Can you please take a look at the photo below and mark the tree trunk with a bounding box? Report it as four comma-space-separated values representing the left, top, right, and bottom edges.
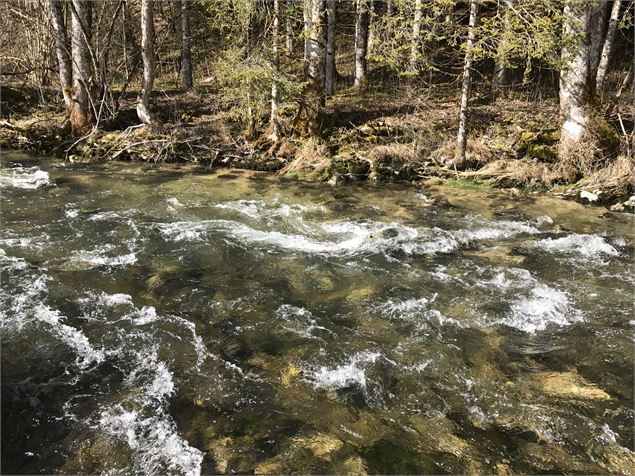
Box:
354, 0, 370, 89
48, 0, 73, 112
69, 0, 92, 136
409, 0, 423, 72
596, 0, 622, 96
303, 0, 312, 78
285, 0, 293, 51
299, 0, 325, 136
454, 0, 478, 169
559, 0, 605, 157
180, 0, 193, 90
491, 0, 514, 99
325, 0, 336, 97
137, 0, 155, 124
270, 0, 282, 141
387, 0, 394, 16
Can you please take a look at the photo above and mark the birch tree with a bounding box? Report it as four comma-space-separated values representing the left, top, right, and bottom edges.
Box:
270, 0, 282, 141
325, 0, 336, 97
559, 0, 606, 158
181, 0, 193, 90
137, 0, 155, 124
454, 0, 478, 169
409, 0, 423, 72
48, 0, 73, 112
298, 0, 325, 135
354, 0, 370, 89
596, 0, 623, 95
69, 0, 93, 136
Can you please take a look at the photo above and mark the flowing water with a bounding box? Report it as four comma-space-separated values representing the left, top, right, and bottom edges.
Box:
1, 151, 634, 475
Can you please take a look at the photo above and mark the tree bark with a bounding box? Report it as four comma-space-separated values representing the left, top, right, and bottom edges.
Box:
137, 0, 155, 124
270, 0, 282, 141
354, 0, 370, 89
48, 0, 73, 112
596, 0, 622, 95
180, 0, 193, 90
69, 0, 92, 136
409, 0, 423, 72
491, 0, 514, 99
303, 0, 312, 78
299, 0, 325, 136
454, 0, 478, 169
559, 0, 605, 157
325, 0, 336, 97
387, 0, 394, 16
285, 0, 293, 51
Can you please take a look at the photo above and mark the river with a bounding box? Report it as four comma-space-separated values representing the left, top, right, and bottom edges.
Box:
1, 151, 633, 474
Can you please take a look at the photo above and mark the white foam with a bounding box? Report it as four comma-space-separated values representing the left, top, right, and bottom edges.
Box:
502, 284, 582, 333
0, 167, 51, 189
532, 234, 620, 259
376, 296, 436, 319
306, 351, 381, 391
275, 304, 329, 338
34, 304, 105, 369
70, 245, 137, 268
133, 306, 159, 325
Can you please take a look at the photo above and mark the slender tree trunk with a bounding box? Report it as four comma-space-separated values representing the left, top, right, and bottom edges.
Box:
588, 2, 608, 95
69, 0, 92, 136
387, 0, 394, 16
180, 0, 193, 90
285, 0, 293, 51
354, 0, 370, 89
303, 0, 312, 78
492, 0, 514, 99
325, 0, 336, 97
409, 0, 423, 72
270, 0, 282, 141
559, 0, 605, 157
300, 0, 325, 136
137, 0, 155, 124
596, 0, 622, 95
48, 0, 73, 112
454, 0, 478, 169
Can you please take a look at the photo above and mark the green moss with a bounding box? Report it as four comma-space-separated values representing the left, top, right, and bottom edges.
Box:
445, 178, 491, 190
527, 143, 557, 162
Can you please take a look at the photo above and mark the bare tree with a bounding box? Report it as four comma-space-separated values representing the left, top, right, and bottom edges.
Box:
409, 0, 423, 72
48, 0, 73, 112
454, 0, 478, 169
354, 0, 370, 89
181, 0, 193, 90
137, 0, 155, 124
270, 0, 282, 142
298, 0, 325, 135
559, 0, 605, 157
325, 0, 336, 97
596, 0, 623, 96
69, 0, 92, 136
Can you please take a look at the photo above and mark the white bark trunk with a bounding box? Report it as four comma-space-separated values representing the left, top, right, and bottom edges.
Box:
559, 0, 603, 156
302, 0, 325, 135
303, 0, 312, 77
70, 0, 92, 135
596, 0, 622, 95
409, 0, 423, 72
325, 0, 336, 97
137, 0, 155, 125
48, 0, 73, 111
354, 0, 370, 89
270, 0, 282, 141
454, 0, 478, 168
181, 0, 193, 90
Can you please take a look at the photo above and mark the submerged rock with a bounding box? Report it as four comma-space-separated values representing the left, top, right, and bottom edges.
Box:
530, 371, 611, 401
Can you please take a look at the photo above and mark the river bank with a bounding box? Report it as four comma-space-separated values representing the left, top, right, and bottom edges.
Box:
2, 85, 634, 212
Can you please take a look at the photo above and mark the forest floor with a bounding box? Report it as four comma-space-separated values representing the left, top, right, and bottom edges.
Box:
1, 79, 634, 211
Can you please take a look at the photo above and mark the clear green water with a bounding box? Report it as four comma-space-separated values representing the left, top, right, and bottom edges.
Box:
1, 151, 634, 475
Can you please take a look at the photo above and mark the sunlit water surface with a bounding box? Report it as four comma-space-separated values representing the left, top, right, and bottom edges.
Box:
1, 151, 634, 475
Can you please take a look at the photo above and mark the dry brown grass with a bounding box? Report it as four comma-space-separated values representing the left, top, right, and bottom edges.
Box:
573, 154, 635, 197
279, 138, 331, 180
471, 158, 550, 188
